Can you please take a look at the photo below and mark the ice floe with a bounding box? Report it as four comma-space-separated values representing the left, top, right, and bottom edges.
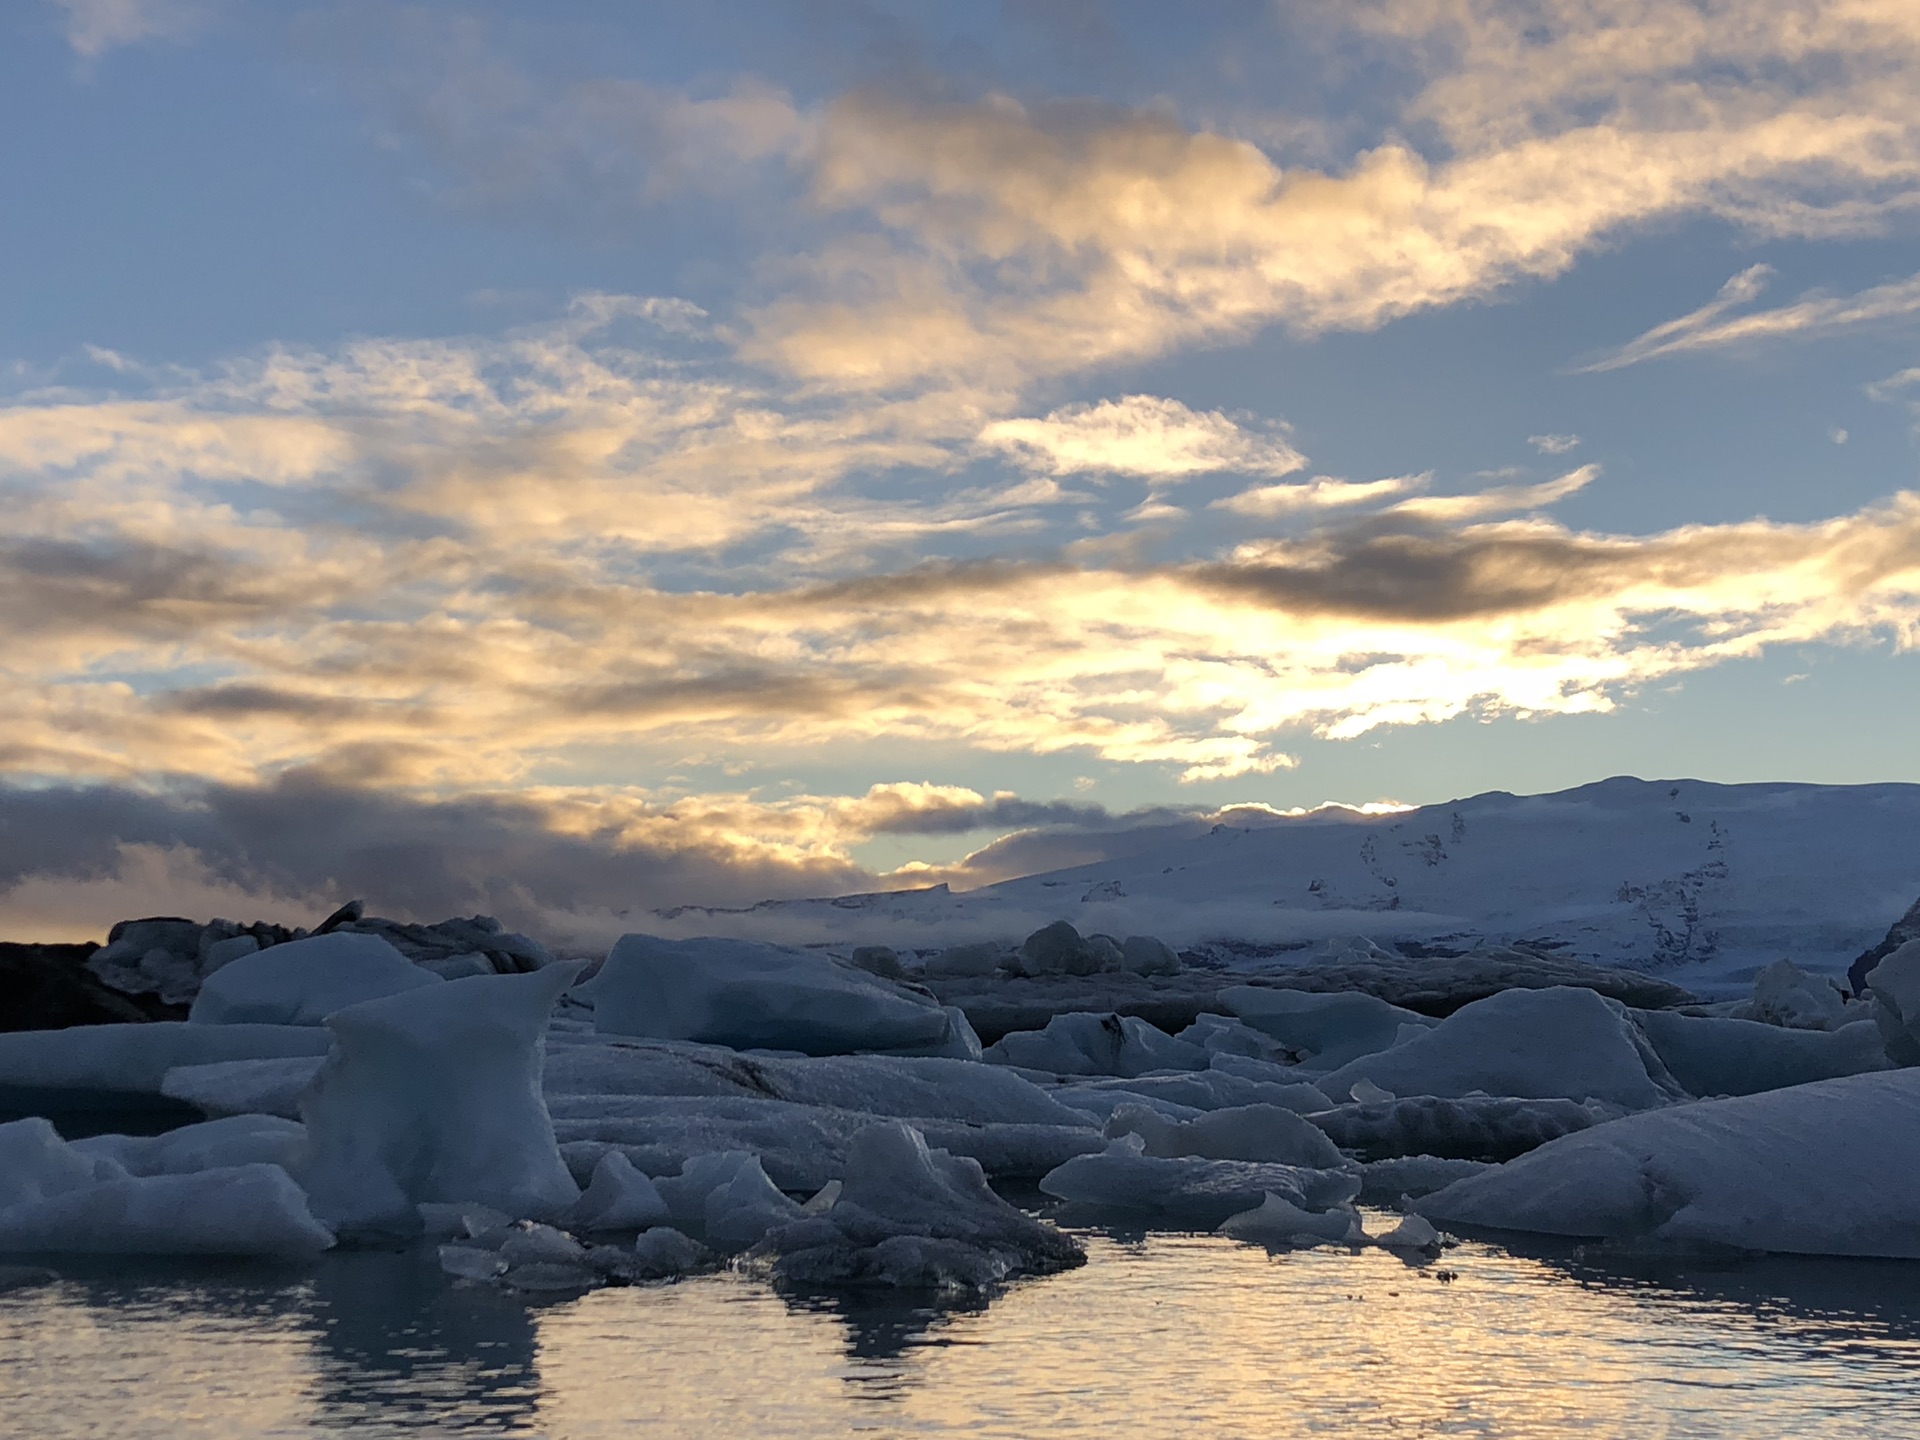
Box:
1316, 986, 1686, 1110
297, 963, 586, 1232
1039, 1133, 1361, 1227
983, 1011, 1207, 1076
580, 934, 950, 1055
0, 1117, 332, 1257
749, 1120, 1085, 1291
189, 932, 439, 1026
1420, 1069, 1920, 1257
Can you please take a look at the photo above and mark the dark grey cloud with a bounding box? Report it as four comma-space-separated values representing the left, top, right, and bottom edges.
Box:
0, 773, 867, 946
0, 537, 310, 639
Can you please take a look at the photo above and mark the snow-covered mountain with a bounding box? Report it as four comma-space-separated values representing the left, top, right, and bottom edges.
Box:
654, 778, 1920, 992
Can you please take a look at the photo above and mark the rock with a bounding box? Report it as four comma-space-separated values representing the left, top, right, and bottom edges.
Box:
1850, 895, 1920, 997
0, 942, 182, 1031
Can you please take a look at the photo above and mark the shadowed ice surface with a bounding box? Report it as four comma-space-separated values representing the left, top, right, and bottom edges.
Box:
4, 1224, 1920, 1437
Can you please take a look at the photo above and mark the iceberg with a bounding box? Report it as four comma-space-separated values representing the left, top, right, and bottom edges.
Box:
560, 1151, 670, 1231
983, 1012, 1208, 1076
1219, 986, 1436, 1070
1420, 1069, 1920, 1257
1217, 1192, 1364, 1247
579, 934, 950, 1055
1102, 1102, 1348, 1167
1039, 1133, 1360, 1228
1632, 1009, 1889, 1097
1316, 987, 1686, 1110
750, 1120, 1085, 1290
0, 1117, 332, 1257
1307, 1095, 1608, 1163
552, 1093, 1100, 1191
1867, 939, 1920, 1065
653, 1151, 805, 1251
189, 931, 440, 1026
0, 1022, 331, 1099
296, 963, 586, 1232
71, 1114, 305, 1177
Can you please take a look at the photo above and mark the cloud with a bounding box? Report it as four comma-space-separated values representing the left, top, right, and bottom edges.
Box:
979, 394, 1306, 479
1388, 465, 1599, 521
1529, 433, 1581, 454
1211, 475, 1421, 517
51, 0, 204, 57
1585, 264, 1920, 370
747, 10, 1920, 390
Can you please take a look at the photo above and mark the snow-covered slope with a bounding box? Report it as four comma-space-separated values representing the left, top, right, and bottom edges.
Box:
656, 779, 1920, 991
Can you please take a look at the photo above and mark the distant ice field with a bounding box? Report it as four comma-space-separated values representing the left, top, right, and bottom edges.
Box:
664, 778, 1920, 994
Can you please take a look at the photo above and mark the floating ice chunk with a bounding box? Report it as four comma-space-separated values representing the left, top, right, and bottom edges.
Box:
1348, 1078, 1394, 1104
0, 1118, 123, 1207
561, 1151, 670, 1231
920, 942, 1006, 979
0, 1023, 330, 1099
417, 1201, 511, 1239
544, 1041, 1089, 1126
631, 1225, 715, 1280
869, 1007, 984, 1061
1039, 1134, 1360, 1228
983, 1012, 1207, 1077
189, 932, 439, 1027
653, 1151, 804, 1251
581, 935, 949, 1056
0, 1159, 332, 1257
1309, 1095, 1607, 1163
71, 1114, 305, 1177
1121, 935, 1182, 976
0, 1117, 330, 1255
1054, 1068, 1329, 1116
1633, 1009, 1889, 1097
296, 963, 586, 1233
1867, 940, 1920, 1065
1738, 958, 1853, 1030
1219, 987, 1437, 1071
1373, 1214, 1444, 1252
750, 1120, 1084, 1290
438, 1242, 507, 1281
162, 1055, 325, 1119
1317, 987, 1684, 1111
1420, 1069, 1920, 1257
1217, 1192, 1365, 1247
1103, 1103, 1347, 1168
1175, 1014, 1296, 1064
1013, 921, 1108, 977
1359, 1155, 1492, 1203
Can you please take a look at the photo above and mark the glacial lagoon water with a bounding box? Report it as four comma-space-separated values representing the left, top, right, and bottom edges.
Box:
5, 1224, 1920, 1438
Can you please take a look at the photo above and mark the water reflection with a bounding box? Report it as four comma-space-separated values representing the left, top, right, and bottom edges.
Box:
7, 1232, 1920, 1437
305, 1248, 542, 1433
778, 1283, 989, 1365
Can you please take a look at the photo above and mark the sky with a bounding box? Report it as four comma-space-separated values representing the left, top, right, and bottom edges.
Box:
3, 0, 1919, 945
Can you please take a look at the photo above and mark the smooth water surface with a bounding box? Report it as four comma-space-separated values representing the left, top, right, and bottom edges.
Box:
5, 1227, 1920, 1438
